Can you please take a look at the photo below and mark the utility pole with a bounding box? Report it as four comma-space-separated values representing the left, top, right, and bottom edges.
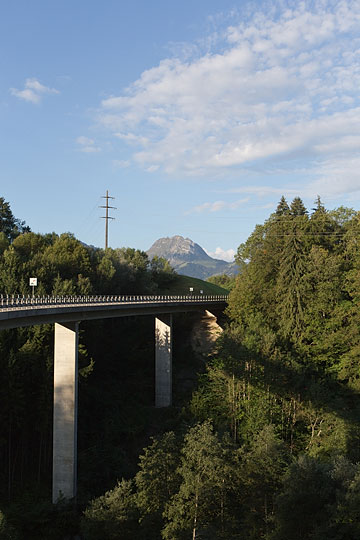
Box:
99, 190, 116, 249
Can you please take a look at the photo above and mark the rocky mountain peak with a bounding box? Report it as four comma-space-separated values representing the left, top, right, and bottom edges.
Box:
147, 235, 237, 279
147, 235, 211, 261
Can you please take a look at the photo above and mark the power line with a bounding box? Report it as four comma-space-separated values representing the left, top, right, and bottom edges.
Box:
99, 190, 116, 249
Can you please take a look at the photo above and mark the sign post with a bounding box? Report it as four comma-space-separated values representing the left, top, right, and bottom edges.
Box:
29, 277, 37, 297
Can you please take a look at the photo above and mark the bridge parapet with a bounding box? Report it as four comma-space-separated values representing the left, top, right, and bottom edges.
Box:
0, 293, 228, 309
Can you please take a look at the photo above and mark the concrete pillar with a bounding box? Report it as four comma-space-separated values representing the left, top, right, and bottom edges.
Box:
155, 314, 172, 407
52, 322, 79, 503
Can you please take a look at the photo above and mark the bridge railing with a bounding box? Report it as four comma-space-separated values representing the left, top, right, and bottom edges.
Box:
0, 294, 228, 309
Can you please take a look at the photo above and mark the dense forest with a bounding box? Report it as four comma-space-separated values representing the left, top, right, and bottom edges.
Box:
1, 195, 360, 539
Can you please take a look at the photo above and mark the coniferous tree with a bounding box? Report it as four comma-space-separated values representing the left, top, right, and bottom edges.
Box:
275, 196, 290, 215
0, 233, 9, 255
275, 224, 309, 343
308, 196, 340, 252
273, 456, 335, 540
135, 432, 180, 537
312, 195, 326, 215
81, 479, 139, 539
290, 197, 307, 216
239, 425, 289, 539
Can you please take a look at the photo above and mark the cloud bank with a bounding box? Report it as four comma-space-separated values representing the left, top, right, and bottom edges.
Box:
76, 136, 101, 153
206, 247, 236, 262
99, 0, 360, 198
187, 198, 249, 214
10, 78, 59, 104
97, 0, 360, 199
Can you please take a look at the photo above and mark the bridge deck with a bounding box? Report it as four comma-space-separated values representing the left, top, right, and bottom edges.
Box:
0, 295, 228, 329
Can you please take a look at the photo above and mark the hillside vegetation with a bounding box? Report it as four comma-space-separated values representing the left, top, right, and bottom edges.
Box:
2, 196, 360, 539
80, 196, 360, 540
158, 273, 228, 295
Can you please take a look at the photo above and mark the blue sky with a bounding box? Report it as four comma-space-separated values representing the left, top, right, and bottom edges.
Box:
1, 0, 360, 261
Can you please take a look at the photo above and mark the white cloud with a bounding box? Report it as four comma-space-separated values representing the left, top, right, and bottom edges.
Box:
226, 155, 360, 204
76, 136, 101, 153
76, 136, 94, 146
10, 78, 59, 103
112, 159, 130, 168
229, 186, 299, 197
309, 156, 360, 199
146, 165, 159, 172
205, 247, 236, 262
95, 0, 360, 199
187, 198, 249, 214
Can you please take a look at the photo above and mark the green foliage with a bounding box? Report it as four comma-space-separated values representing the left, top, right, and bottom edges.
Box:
290, 196, 308, 216
150, 255, 177, 289
0, 494, 81, 540
81, 479, 139, 540
273, 455, 335, 539
0, 233, 9, 255
0, 198, 29, 242
3, 194, 360, 539
207, 273, 236, 291
186, 197, 360, 536
135, 432, 180, 536
0, 509, 19, 539
275, 196, 290, 215
239, 426, 289, 539
335, 466, 360, 538
275, 230, 309, 342
0, 226, 181, 298
162, 421, 236, 540
271, 456, 360, 540
159, 273, 228, 295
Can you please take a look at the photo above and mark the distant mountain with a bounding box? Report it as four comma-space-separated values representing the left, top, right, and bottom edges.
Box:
147, 235, 237, 280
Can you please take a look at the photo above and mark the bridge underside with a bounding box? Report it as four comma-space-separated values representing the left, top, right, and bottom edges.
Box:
0, 298, 226, 503
0, 300, 226, 330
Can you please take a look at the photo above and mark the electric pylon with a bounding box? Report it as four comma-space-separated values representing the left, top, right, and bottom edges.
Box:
99, 190, 116, 249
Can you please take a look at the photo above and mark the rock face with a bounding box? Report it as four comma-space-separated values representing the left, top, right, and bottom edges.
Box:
191, 310, 224, 356
147, 235, 237, 279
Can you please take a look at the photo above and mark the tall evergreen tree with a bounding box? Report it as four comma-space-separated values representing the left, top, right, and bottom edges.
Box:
309, 195, 339, 251
290, 197, 307, 216
275, 227, 309, 342
312, 195, 326, 215
275, 196, 290, 216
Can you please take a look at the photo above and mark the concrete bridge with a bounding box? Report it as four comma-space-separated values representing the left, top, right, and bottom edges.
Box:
0, 294, 227, 502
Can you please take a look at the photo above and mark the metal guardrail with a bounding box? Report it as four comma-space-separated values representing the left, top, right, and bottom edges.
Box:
0, 294, 228, 310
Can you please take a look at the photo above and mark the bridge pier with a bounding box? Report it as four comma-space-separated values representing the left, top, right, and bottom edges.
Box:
0, 295, 227, 504
155, 314, 173, 407
52, 322, 79, 503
